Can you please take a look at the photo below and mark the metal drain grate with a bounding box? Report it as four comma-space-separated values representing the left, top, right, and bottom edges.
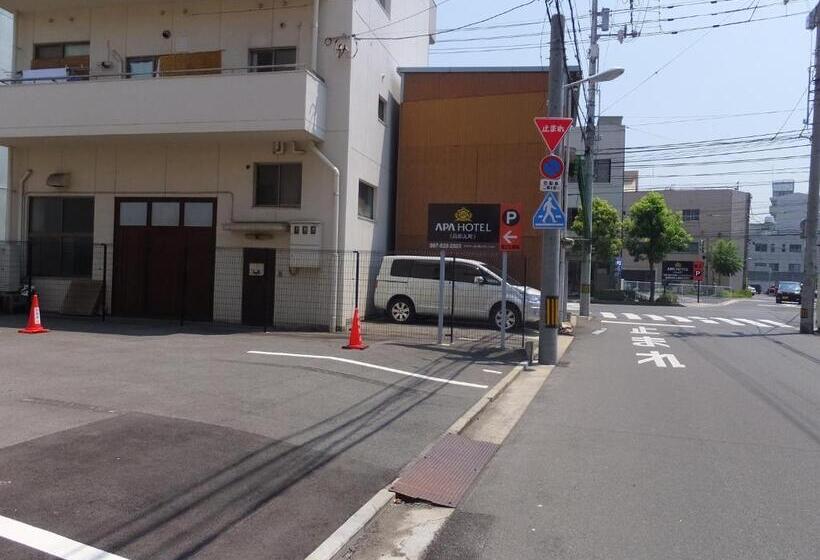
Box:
390, 433, 499, 507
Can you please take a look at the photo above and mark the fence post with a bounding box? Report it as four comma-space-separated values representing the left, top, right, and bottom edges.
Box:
437, 250, 445, 345
522, 256, 527, 348
179, 245, 188, 327
26, 238, 33, 305
102, 244, 107, 322
500, 251, 508, 350
450, 255, 455, 344
354, 250, 360, 310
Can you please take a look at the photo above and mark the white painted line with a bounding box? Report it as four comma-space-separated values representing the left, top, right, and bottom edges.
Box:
665, 315, 693, 323
711, 317, 745, 326
592, 328, 608, 336
757, 319, 799, 329
247, 352, 490, 390
734, 318, 771, 328
623, 313, 643, 320
601, 320, 696, 329
688, 316, 719, 324
482, 369, 504, 375
646, 314, 667, 321
600, 311, 617, 319
0, 515, 129, 560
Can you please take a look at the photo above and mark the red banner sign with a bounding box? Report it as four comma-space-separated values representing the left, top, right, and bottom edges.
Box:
499, 203, 522, 252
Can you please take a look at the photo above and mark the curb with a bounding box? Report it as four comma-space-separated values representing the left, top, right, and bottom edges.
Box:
303, 361, 530, 560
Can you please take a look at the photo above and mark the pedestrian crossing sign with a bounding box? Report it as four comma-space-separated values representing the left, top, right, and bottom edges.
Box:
532, 192, 566, 230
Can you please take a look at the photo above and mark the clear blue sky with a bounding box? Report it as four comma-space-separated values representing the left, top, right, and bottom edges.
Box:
426, 0, 813, 222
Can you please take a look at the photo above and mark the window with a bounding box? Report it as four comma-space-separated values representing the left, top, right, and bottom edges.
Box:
410, 261, 439, 280
390, 259, 412, 278
769, 263, 779, 272
754, 243, 768, 252
29, 197, 94, 277
781, 244, 786, 252
249, 47, 297, 72
682, 209, 700, 222
378, 96, 387, 124
770, 244, 775, 253
255, 163, 302, 207
593, 159, 611, 183
568, 160, 579, 183
127, 57, 157, 79
447, 264, 482, 284
358, 181, 375, 220
119, 202, 148, 226
789, 263, 801, 272
567, 207, 579, 225
184, 202, 214, 227
151, 202, 180, 227
685, 241, 700, 253
754, 262, 768, 268
35, 42, 89, 60
789, 244, 802, 253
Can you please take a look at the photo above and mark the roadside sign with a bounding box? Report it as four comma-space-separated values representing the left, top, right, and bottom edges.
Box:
539, 178, 560, 192
663, 261, 694, 282
615, 256, 623, 279
428, 203, 500, 249
532, 192, 566, 230
533, 117, 573, 153
499, 203, 522, 252
693, 260, 705, 282
540, 154, 564, 179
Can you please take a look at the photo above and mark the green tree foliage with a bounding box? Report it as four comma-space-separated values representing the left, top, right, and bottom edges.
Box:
623, 192, 692, 301
571, 197, 623, 266
708, 239, 743, 281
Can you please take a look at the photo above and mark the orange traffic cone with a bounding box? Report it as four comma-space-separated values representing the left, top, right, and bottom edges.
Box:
343, 308, 368, 350
19, 294, 49, 335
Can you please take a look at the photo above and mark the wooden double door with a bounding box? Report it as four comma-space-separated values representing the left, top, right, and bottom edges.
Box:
113, 198, 216, 321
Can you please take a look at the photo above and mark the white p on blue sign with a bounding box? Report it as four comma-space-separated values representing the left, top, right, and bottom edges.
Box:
532, 192, 566, 230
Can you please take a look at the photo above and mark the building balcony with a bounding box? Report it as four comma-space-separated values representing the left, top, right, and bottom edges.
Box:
0, 67, 327, 144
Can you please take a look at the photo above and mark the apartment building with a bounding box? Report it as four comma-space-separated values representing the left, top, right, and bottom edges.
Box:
621, 188, 751, 291
0, 0, 434, 328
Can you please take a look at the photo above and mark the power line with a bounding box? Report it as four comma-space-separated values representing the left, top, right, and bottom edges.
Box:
354, 0, 456, 36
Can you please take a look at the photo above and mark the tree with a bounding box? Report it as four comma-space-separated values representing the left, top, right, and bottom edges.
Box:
571, 196, 623, 269
624, 192, 693, 301
708, 239, 743, 284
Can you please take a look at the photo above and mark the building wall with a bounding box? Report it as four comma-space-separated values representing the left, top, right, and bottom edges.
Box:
0, 9, 11, 240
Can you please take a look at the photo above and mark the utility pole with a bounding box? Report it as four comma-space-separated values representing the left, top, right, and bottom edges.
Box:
540, 13, 566, 365
579, 0, 600, 317
802, 4, 820, 333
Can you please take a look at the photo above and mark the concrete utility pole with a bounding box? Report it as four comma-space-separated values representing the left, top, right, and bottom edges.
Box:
540, 13, 566, 365
802, 4, 820, 333
579, 0, 600, 317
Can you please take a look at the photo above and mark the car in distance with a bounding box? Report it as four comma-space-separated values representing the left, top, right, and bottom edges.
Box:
746, 285, 758, 295
775, 281, 801, 304
373, 256, 540, 330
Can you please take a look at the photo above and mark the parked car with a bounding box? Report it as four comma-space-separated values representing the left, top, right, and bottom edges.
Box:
775, 281, 802, 304
373, 256, 541, 330
746, 285, 758, 295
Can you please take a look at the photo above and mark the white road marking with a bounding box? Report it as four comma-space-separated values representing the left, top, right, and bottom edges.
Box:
482, 369, 504, 375
600, 311, 617, 319
601, 320, 696, 329
646, 314, 667, 321
0, 515, 129, 560
711, 317, 745, 326
623, 313, 643, 320
757, 319, 799, 329
734, 318, 771, 328
688, 316, 719, 324
665, 316, 693, 323
247, 352, 489, 389
592, 328, 608, 336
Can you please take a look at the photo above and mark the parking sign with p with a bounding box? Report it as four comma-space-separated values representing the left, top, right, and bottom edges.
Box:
499, 203, 522, 252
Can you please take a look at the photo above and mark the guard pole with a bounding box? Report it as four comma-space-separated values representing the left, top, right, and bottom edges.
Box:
539, 14, 566, 365
501, 251, 508, 350
437, 250, 445, 344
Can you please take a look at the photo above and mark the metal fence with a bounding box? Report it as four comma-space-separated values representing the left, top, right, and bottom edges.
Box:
0, 241, 536, 350
623, 280, 733, 303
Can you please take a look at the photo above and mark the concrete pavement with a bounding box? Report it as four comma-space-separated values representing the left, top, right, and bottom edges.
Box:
422, 301, 819, 560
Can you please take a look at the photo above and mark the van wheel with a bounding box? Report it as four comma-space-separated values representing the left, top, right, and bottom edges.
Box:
387, 296, 415, 324
491, 303, 521, 331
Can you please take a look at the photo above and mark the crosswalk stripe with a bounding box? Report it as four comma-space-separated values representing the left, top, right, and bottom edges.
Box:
600, 312, 617, 319
623, 313, 642, 320
689, 316, 719, 324
757, 319, 798, 329
646, 314, 666, 321
665, 315, 693, 323
734, 318, 770, 328
711, 317, 745, 326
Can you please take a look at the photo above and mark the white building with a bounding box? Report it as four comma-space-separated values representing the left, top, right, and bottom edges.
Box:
0, 0, 434, 328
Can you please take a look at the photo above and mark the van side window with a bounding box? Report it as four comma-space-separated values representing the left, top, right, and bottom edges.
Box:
390, 259, 412, 277
447, 264, 480, 283
410, 261, 440, 280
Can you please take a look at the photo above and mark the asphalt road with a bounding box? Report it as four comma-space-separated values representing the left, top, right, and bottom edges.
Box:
424, 297, 820, 560
0, 316, 523, 560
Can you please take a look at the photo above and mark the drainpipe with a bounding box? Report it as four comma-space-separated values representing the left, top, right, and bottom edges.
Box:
308, 142, 341, 332
17, 169, 33, 241
311, 0, 320, 73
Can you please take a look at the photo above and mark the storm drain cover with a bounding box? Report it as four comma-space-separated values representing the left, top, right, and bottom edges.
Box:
389, 433, 499, 507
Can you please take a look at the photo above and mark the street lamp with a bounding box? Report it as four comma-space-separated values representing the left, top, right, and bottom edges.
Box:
564, 67, 625, 89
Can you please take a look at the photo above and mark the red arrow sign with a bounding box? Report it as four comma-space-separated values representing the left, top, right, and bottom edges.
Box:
534, 117, 573, 152
499, 203, 522, 252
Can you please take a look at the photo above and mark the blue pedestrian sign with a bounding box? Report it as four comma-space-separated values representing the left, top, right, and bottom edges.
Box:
532, 192, 566, 230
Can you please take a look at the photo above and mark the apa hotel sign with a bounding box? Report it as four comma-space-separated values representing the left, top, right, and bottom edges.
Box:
427, 204, 500, 249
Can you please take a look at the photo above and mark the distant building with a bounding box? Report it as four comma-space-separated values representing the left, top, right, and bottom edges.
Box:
0, 9, 10, 240
621, 188, 751, 291
623, 170, 639, 192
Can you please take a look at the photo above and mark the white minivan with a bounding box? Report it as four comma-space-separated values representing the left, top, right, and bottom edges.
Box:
373, 256, 540, 330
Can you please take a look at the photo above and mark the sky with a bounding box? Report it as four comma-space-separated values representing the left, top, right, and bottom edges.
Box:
426, 0, 814, 222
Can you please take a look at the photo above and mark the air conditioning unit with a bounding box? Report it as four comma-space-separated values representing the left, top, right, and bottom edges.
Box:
289, 222, 322, 268
46, 173, 70, 188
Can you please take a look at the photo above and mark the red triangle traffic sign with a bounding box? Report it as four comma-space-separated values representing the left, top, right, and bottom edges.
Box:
534, 117, 573, 152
